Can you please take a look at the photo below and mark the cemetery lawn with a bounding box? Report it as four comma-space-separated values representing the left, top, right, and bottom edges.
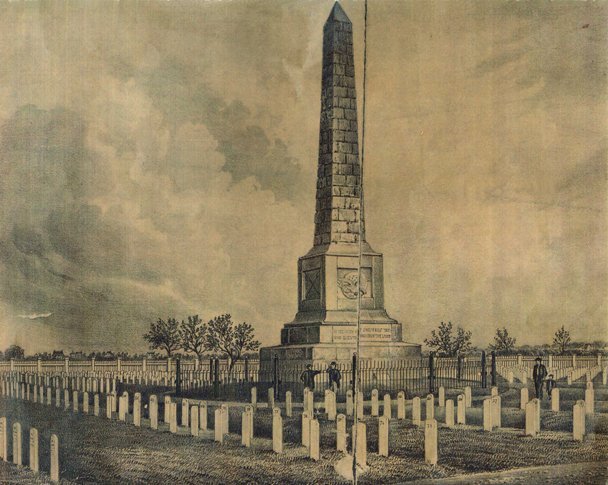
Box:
1, 397, 607, 484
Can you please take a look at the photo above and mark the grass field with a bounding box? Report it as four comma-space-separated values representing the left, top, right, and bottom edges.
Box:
1, 387, 607, 484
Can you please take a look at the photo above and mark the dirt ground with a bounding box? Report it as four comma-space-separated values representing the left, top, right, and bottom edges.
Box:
1, 389, 607, 484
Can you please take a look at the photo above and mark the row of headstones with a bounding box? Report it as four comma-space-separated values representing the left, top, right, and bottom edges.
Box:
2, 368, 245, 391
295, 385, 475, 420
0, 417, 60, 482
518, 382, 596, 414
565, 366, 604, 385
500, 365, 606, 386
1, 372, 173, 394
2, 370, 172, 384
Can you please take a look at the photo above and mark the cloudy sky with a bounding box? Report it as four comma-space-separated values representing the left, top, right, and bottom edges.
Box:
0, 0, 605, 353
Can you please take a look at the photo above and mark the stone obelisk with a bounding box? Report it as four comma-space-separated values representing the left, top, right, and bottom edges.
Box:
261, 2, 420, 364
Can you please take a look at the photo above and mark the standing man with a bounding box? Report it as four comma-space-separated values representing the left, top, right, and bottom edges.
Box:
300, 364, 321, 390
532, 357, 547, 399
327, 361, 341, 391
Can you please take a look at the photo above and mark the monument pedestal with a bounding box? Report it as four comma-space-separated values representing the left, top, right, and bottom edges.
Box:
260, 341, 421, 365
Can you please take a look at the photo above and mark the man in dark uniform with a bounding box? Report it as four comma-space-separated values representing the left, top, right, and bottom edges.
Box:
300, 364, 321, 390
327, 361, 341, 390
532, 357, 548, 399
545, 374, 557, 398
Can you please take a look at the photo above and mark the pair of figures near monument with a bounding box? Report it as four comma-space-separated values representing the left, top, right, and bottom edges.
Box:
300, 362, 341, 390
533, 357, 557, 399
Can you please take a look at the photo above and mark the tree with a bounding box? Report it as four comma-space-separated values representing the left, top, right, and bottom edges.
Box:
4, 345, 25, 360
489, 327, 517, 354
179, 315, 207, 359
144, 318, 181, 357
203, 314, 260, 375
424, 321, 472, 357
553, 325, 572, 354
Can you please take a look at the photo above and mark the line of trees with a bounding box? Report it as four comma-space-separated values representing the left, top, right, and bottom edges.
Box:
143, 314, 260, 375
424, 321, 588, 356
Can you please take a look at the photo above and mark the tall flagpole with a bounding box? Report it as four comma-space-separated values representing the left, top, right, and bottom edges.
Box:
353, 0, 368, 482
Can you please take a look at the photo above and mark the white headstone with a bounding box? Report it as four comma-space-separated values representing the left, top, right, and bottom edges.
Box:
302, 411, 311, 447
491, 396, 501, 428
241, 408, 251, 447
464, 386, 472, 408
190, 406, 199, 437
214, 408, 224, 443
426, 394, 434, 420
551, 388, 559, 412
383, 394, 392, 420
397, 391, 406, 420
336, 414, 346, 452
378, 416, 389, 457
572, 400, 585, 441
483, 398, 493, 432
272, 407, 283, 453
352, 421, 367, 467
424, 419, 438, 465
182, 399, 190, 427
286, 391, 293, 417
412, 396, 421, 426
309, 419, 320, 461
29, 428, 39, 472
0, 417, 6, 461
445, 399, 455, 427
346, 390, 354, 416
525, 399, 537, 436
584, 388, 594, 415
456, 394, 466, 425
12, 422, 22, 466
520, 388, 529, 410
50, 434, 59, 482
371, 389, 379, 416
169, 402, 178, 433
149, 395, 158, 430
199, 402, 208, 431
438, 387, 445, 407
133, 393, 142, 427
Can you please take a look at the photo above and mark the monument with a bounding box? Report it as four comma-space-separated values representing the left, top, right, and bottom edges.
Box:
261, 2, 421, 364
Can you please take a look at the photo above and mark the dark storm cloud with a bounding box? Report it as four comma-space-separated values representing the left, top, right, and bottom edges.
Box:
139, 59, 303, 200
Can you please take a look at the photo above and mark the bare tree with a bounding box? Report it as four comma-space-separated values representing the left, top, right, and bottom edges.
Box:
144, 318, 181, 357
204, 314, 260, 376
489, 327, 517, 354
179, 315, 207, 359
553, 325, 572, 355
424, 321, 473, 357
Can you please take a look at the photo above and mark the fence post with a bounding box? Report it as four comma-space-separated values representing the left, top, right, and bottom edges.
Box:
273, 354, 280, 401
10, 359, 15, 371
37, 359, 42, 374
64, 357, 69, 373
351, 353, 357, 391
244, 357, 249, 382
481, 351, 487, 388
491, 351, 497, 387
175, 358, 181, 396
214, 358, 220, 397
428, 352, 435, 394
457, 355, 462, 380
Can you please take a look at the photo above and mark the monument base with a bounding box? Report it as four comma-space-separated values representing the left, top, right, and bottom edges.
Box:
260, 341, 421, 366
